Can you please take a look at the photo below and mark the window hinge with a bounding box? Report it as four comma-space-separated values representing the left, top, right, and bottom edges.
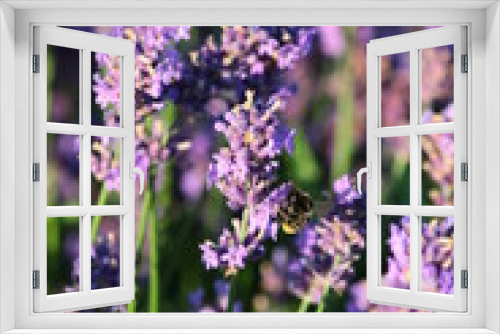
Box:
33, 54, 40, 73
461, 54, 468, 73
461, 162, 468, 181
461, 270, 468, 289
33, 163, 40, 182
33, 270, 40, 289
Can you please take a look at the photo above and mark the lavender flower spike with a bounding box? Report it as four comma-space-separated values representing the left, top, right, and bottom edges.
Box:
200, 91, 296, 276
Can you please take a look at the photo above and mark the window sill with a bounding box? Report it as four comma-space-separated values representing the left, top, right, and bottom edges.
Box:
4, 330, 498, 334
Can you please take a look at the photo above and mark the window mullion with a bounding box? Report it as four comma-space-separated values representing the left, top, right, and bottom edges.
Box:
82, 48, 92, 294
77, 47, 85, 294
409, 48, 420, 294
82, 214, 91, 293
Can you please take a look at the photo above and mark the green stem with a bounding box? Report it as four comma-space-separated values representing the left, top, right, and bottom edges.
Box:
227, 275, 236, 312
91, 186, 108, 242
127, 189, 151, 313
148, 168, 159, 312
136, 189, 151, 251
229, 208, 248, 311
127, 297, 136, 313
316, 278, 331, 313
331, 27, 356, 182
317, 254, 340, 312
239, 208, 248, 242
298, 293, 311, 312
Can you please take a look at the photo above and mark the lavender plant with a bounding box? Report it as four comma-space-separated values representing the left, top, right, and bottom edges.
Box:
347, 216, 454, 312
197, 27, 318, 279
200, 91, 295, 276
288, 176, 365, 310
93, 26, 192, 180
164, 26, 317, 114
56, 25, 457, 313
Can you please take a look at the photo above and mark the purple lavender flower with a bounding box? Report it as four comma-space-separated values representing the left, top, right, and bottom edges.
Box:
200, 91, 295, 276
165, 26, 317, 115
187, 279, 242, 312
207, 92, 295, 209
91, 27, 191, 188
347, 216, 454, 312
91, 136, 121, 193
421, 217, 454, 294
288, 176, 365, 304
422, 106, 454, 206
221, 244, 248, 269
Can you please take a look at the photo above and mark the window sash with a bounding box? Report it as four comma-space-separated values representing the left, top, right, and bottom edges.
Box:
366, 26, 468, 312
32, 26, 136, 313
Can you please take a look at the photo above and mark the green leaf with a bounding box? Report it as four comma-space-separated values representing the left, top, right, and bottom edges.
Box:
291, 128, 321, 184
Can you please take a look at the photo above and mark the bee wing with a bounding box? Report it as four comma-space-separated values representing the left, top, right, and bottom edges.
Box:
315, 199, 331, 218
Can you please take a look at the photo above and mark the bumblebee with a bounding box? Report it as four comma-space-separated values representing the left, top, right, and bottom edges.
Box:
277, 186, 314, 234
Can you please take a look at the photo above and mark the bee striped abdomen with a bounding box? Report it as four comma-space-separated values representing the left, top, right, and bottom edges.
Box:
278, 186, 313, 234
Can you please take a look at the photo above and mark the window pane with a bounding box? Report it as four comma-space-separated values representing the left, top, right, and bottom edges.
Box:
380, 52, 410, 127
421, 45, 454, 124
47, 133, 80, 206
421, 217, 454, 295
91, 215, 121, 290
47, 217, 80, 295
47, 45, 80, 124
91, 136, 121, 205
92, 52, 121, 127
380, 215, 410, 290
421, 133, 454, 206
381, 136, 410, 205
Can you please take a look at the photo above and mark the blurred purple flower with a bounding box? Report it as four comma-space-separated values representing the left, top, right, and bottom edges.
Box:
181, 132, 211, 201
187, 279, 241, 312
319, 26, 345, 57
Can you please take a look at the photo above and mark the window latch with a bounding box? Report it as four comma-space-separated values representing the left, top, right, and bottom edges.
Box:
357, 162, 372, 195
129, 162, 144, 195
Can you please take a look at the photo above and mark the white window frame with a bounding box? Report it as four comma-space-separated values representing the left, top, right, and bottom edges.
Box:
32, 26, 136, 312
0, 1, 499, 333
365, 26, 467, 312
